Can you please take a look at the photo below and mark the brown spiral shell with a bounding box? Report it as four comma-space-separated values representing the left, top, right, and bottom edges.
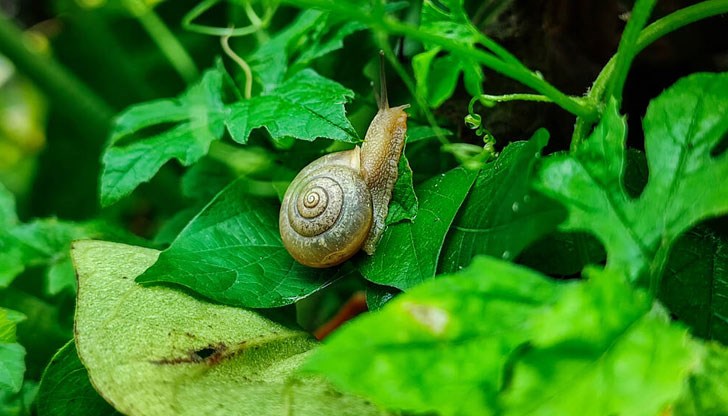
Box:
279, 149, 373, 268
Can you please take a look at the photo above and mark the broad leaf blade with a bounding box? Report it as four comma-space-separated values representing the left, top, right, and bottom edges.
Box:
440, 130, 565, 272
307, 257, 702, 416
659, 228, 728, 344
72, 240, 384, 416
101, 67, 226, 206
308, 257, 563, 415
385, 155, 418, 225
37, 341, 119, 416
137, 179, 339, 308
226, 69, 357, 144
535, 72, 728, 283
358, 166, 478, 290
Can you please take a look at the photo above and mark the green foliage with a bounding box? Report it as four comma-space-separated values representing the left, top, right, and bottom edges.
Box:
413, 0, 484, 107
660, 228, 728, 344
536, 73, 728, 287
136, 179, 340, 308
37, 341, 119, 416
72, 240, 385, 416
306, 257, 701, 416
0, 307, 30, 414
358, 166, 478, 290
226, 69, 357, 145
101, 66, 226, 206
439, 130, 565, 272
3, 0, 728, 414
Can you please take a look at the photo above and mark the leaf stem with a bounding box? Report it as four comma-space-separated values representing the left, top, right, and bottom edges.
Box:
573, 0, 728, 146
476, 93, 555, 105
278, 0, 598, 120
605, 0, 657, 105
124, 0, 199, 84
182, 0, 276, 37
220, 33, 253, 99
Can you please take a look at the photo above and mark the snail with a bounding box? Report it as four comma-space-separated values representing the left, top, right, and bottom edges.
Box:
279, 54, 409, 268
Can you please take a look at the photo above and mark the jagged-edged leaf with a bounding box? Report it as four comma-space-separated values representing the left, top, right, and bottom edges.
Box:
101, 67, 226, 206
137, 179, 339, 308
535, 73, 728, 283
72, 240, 385, 416
0, 308, 26, 395
226, 69, 357, 144
358, 167, 478, 290
306, 257, 701, 416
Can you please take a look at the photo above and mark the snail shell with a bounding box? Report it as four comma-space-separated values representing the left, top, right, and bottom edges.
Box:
279, 148, 373, 268
279, 53, 408, 268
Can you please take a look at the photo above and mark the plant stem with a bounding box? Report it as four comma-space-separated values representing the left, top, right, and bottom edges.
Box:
573, 0, 728, 146
279, 0, 598, 120
477, 93, 555, 105
0, 16, 112, 142
125, 0, 199, 84
220, 34, 253, 99
606, 0, 657, 105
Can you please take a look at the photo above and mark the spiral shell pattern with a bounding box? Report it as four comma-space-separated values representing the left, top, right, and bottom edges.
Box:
279, 151, 373, 268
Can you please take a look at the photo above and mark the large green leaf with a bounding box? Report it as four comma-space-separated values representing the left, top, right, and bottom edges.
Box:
306, 257, 702, 416
499, 269, 698, 415
72, 240, 385, 416
440, 130, 565, 272
101, 67, 226, 206
136, 179, 339, 308
37, 341, 119, 416
358, 166, 478, 290
535, 73, 728, 284
659, 228, 728, 344
226, 69, 357, 145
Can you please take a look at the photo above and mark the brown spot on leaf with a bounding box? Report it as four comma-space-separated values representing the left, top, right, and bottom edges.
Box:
150, 342, 238, 366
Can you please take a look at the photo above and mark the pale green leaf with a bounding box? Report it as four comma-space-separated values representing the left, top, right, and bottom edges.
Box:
308, 257, 702, 416
72, 240, 385, 416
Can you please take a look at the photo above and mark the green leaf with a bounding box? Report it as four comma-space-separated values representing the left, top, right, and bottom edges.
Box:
0, 308, 26, 394
250, 10, 363, 92
500, 268, 699, 416
535, 73, 728, 283
137, 179, 339, 308
72, 240, 385, 415
226, 69, 357, 145
415, 0, 484, 103
385, 155, 418, 225
358, 166, 478, 290
100, 67, 226, 206
307, 257, 702, 416
412, 48, 463, 108
406, 124, 453, 143
3, 218, 140, 294
440, 130, 566, 272
0, 182, 18, 227
659, 228, 728, 344
37, 341, 119, 416
674, 342, 728, 416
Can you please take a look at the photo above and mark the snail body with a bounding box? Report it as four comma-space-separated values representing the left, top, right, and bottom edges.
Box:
279, 57, 408, 268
